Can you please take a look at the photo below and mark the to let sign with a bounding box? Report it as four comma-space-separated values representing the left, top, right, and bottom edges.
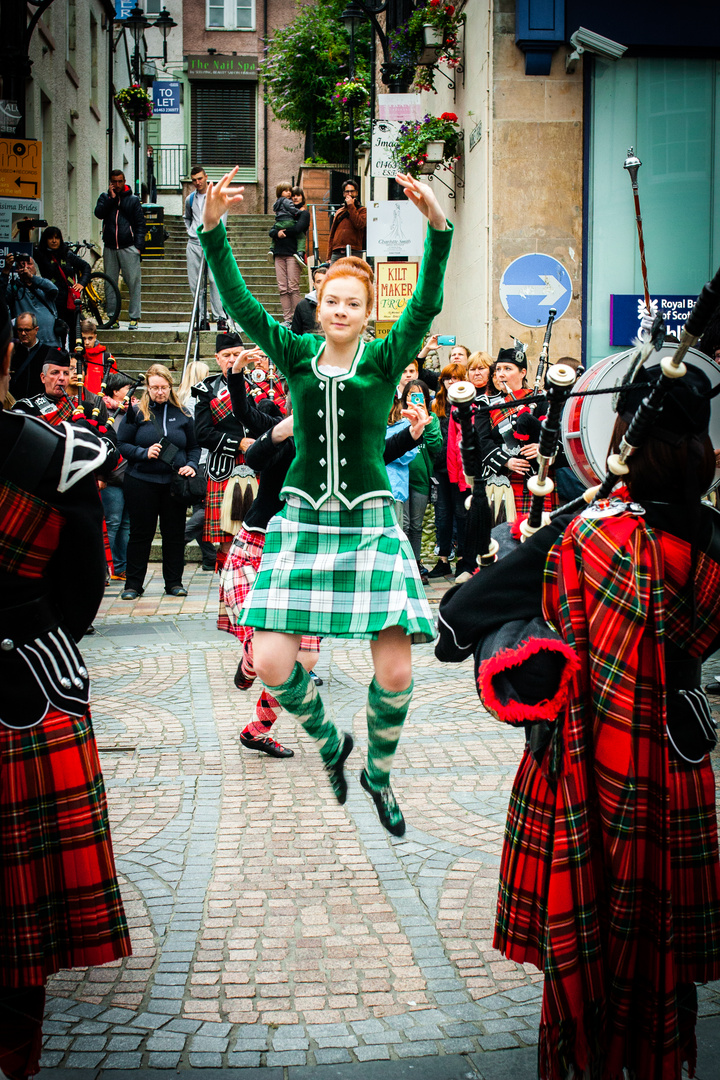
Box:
376, 262, 419, 322
152, 82, 180, 114
0, 138, 42, 199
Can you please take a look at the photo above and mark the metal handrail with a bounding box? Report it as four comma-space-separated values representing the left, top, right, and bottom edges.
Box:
181, 254, 210, 382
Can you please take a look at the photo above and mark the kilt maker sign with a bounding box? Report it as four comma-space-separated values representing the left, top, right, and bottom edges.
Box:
376, 262, 418, 322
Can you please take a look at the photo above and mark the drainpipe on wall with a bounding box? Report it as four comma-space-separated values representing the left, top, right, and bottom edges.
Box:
485, 1, 492, 352
108, 15, 114, 173
263, 0, 268, 213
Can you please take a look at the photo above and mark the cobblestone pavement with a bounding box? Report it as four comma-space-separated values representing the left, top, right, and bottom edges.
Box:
42, 565, 720, 1074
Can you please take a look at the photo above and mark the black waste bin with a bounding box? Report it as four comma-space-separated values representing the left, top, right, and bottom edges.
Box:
142, 204, 165, 260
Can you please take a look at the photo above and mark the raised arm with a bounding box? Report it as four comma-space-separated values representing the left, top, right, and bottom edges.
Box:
199, 169, 302, 377
374, 174, 452, 383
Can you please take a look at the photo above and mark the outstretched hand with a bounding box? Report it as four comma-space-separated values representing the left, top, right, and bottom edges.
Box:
232, 347, 264, 374
203, 166, 245, 232
395, 173, 447, 231
402, 403, 431, 440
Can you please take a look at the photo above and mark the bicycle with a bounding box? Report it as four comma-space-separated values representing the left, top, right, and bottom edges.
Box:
67, 240, 122, 329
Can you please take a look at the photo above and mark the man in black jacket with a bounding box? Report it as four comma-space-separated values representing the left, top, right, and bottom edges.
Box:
94, 170, 145, 330
290, 263, 328, 336
193, 331, 252, 628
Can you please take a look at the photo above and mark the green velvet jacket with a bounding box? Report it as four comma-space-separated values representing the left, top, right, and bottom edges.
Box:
200, 219, 453, 509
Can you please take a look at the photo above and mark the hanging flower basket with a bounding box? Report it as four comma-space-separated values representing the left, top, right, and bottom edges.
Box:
388, 3, 464, 92
419, 24, 444, 64
395, 113, 463, 179
333, 77, 370, 112
115, 84, 153, 122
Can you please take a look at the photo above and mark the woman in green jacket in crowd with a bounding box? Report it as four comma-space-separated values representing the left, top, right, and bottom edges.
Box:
199, 168, 452, 837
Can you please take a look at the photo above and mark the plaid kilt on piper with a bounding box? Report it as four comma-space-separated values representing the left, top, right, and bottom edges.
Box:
0, 709, 131, 986
240, 496, 435, 642
203, 477, 229, 543
220, 525, 320, 652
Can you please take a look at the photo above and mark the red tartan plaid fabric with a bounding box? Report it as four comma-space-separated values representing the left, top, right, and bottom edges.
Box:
510, 474, 559, 518
494, 510, 720, 1080
0, 708, 131, 986
210, 392, 233, 425
220, 527, 320, 652
203, 477, 229, 542
45, 396, 76, 425
0, 478, 63, 579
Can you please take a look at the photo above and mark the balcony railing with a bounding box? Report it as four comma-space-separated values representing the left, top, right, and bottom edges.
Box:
154, 145, 189, 191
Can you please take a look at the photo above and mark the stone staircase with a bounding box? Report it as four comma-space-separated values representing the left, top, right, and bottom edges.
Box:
102, 213, 310, 378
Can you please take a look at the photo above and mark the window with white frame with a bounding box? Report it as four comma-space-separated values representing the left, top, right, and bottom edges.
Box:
207, 0, 254, 30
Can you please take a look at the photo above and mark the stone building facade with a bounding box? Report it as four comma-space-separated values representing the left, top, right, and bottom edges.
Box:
22, 0, 122, 247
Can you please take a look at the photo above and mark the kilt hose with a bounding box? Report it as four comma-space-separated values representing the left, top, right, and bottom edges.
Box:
221, 527, 320, 742
0, 709, 131, 987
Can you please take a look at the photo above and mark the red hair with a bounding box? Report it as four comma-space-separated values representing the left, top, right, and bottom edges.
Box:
317, 256, 375, 314
433, 362, 467, 418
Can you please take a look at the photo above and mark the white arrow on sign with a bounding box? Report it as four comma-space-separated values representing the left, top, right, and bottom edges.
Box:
500, 275, 567, 307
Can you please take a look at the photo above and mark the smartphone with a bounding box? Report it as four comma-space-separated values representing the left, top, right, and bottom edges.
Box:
409, 391, 425, 407
437, 335, 456, 347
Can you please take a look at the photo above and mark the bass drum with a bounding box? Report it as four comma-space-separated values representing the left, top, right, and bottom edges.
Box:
561, 345, 720, 490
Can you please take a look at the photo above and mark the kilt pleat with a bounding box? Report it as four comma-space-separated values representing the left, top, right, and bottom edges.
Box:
240, 497, 434, 642
669, 754, 720, 982
203, 478, 229, 543
494, 745, 554, 969
0, 709, 131, 986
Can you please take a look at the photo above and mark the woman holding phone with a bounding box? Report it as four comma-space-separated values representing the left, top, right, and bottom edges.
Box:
117, 364, 200, 600
198, 168, 451, 837
402, 379, 441, 581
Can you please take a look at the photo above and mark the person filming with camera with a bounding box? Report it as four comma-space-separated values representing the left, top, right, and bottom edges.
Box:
0, 250, 63, 347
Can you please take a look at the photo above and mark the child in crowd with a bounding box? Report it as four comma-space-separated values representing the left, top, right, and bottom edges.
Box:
79, 317, 117, 395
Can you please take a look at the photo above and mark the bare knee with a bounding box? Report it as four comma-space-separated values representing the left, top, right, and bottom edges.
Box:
376, 665, 412, 693
253, 632, 299, 687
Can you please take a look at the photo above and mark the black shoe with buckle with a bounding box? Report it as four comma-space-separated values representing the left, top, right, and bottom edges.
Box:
324, 733, 353, 804
234, 659, 256, 691
360, 769, 406, 836
240, 733, 294, 758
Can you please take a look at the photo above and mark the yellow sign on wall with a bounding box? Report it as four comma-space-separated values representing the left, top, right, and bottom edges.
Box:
0, 139, 42, 199
374, 321, 394, 339
376, 261, 418, 322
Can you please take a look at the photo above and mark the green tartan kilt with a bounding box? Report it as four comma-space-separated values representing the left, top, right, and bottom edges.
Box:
240, 496, 435, 642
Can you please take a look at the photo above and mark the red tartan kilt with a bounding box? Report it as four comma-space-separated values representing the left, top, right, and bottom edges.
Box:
220, 527, 320, 652
0, 709, 131, 986
493, 744, 554, 970
203, 477, 230, 543
669, 753, 720, 982
511, 473, 560, 520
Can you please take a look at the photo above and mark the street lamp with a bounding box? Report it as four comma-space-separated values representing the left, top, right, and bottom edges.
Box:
153, 7, 178, 66
120, 4, 176, 196
339, 3, 366, 179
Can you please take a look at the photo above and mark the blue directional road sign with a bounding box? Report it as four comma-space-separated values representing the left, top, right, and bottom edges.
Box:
499, 253, 572, 327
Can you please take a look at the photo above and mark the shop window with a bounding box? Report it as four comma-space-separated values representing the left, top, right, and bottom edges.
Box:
191, 80, 257, 180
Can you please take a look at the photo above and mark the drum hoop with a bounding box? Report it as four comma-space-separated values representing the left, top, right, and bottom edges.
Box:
561, 346, 720, 492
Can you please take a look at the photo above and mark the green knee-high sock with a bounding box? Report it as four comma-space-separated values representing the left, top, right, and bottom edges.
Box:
365, 676, 413, 790
265, 662, 340, 764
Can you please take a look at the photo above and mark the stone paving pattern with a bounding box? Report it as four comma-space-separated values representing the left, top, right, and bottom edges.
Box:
42, 566, 720, 1070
